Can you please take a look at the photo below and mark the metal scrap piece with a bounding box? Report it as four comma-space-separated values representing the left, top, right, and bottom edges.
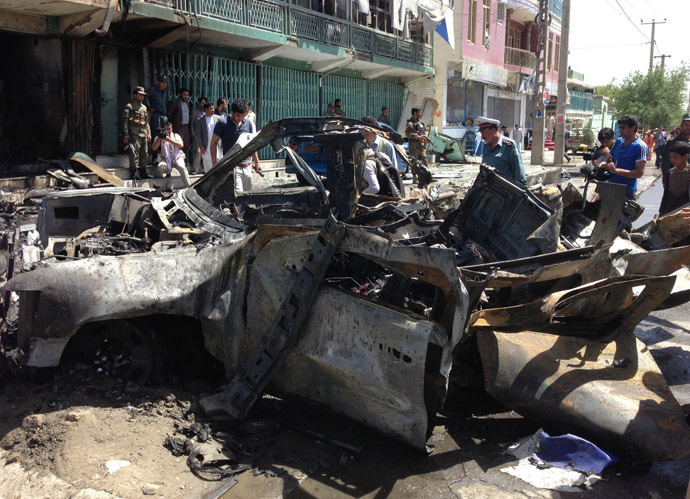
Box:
476, 329, 690, 461
217, 214, 346, 420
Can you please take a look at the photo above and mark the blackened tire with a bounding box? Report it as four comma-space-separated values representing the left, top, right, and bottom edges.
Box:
63, 319, 162, 385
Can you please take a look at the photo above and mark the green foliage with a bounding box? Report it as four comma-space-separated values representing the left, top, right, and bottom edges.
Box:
594, 80, 619, 105
612, 65, 690, 131
582, 123, 595, 147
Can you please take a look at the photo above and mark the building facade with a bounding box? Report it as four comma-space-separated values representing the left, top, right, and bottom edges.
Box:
433, 0, 562, 152
0, 0, 435, 162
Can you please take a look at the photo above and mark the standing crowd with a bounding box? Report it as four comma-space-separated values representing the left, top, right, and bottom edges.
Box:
122, 74, 261, 191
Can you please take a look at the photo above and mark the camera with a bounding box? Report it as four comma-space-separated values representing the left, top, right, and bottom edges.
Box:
157, 128, 168, 139
579, 165, 611, 182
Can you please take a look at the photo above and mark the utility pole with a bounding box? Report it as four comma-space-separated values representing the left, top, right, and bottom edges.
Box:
641, 19, 666, 71
530, 0, 550, 166
554, 0, 570, 165
654, 54, 671, 70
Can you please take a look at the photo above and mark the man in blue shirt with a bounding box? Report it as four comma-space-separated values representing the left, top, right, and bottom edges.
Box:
210, 99, 261, 192
604, 115, 648, 200
477, 116, 526, 184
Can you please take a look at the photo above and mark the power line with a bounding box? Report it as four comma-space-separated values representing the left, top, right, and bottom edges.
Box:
613, 0, 650, 40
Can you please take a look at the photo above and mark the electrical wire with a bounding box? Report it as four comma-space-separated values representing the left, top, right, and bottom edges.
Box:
613, 0, 650, 40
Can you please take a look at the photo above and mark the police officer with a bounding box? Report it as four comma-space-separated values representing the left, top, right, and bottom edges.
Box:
123, 86, 151, 180
405, 107, 430, 184
477, 117, 526, 184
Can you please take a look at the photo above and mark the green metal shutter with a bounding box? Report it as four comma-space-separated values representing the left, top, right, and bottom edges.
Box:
322, 75, 366, 120
259, 65, 320, 159
154, 52, 257, 110
260, 66, 319, 125
367, 80, 406, 128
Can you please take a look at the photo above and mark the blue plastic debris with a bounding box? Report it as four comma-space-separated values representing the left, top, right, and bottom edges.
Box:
534, 433, 620, 474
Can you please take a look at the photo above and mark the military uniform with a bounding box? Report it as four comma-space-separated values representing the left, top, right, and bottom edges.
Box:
482, 135, 526, 184
123, 87, 151, 177
405, 116, 428, 167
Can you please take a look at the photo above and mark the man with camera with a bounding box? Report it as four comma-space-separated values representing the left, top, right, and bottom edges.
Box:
210, 99, 261, 193
602, 115, 648, 200
152, 119, 191, 187
122, 86, 151, 180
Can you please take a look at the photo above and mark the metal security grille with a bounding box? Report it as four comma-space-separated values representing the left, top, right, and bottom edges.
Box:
322, 75, 366, 119
259, 65, 320, 158
153, 51, 257, 110
368, 80, 406, 128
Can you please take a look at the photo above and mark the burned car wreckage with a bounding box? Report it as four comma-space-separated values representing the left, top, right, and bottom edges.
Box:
2, 117, 690, 462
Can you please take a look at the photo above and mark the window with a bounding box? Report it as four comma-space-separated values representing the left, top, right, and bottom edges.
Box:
467, 0, 477, 43
497, 2, 506, 24
507, 26, 520, 49
483, 0, 491, 47
554, 35, 561, 72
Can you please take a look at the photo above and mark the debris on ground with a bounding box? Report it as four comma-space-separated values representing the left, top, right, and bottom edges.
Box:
0, 117, 689, 496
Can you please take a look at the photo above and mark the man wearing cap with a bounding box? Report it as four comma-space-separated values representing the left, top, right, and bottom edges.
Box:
661, 115, 690, 187
378, 106, 391, 126
324, 103, 337, 117
334, 99, 346, 117
477, 116, 526, 184
405, 107, 430, 184
122, 86, 151, 180
145, 75, 169, 132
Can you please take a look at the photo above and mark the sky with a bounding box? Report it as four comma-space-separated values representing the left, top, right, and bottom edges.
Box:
568, 0, 689, 87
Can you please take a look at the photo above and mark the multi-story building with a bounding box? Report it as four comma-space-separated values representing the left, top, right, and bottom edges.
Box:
433, 0, 562, 150
0, 0, 435, 161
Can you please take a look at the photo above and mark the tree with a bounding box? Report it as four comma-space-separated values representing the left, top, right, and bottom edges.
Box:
612, 65, 690, 131
594, 80, 619, 105
582, 122, 595, 147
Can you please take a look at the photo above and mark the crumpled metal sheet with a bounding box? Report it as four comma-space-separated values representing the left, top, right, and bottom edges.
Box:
476, 329, 690, 461
443, 165, 557, 260
244, 226, 469, 449
470, 275, 675, 342
5, 237, 255, 368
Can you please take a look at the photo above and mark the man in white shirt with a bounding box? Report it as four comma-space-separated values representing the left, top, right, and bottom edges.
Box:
152, 120, 191, 186
195, 102, 222, 173
245, 100, 256, 127
360, 116, 398, 171
513, 124, 523, 152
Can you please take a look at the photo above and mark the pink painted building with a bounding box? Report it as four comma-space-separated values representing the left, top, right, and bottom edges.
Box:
435, 0, 562, 149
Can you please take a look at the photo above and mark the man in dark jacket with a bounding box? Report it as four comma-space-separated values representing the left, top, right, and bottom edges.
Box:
167, 87, 192, 163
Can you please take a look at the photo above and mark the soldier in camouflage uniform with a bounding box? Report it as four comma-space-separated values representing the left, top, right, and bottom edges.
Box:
123, 86, 151, 179
405, 107, 430, 184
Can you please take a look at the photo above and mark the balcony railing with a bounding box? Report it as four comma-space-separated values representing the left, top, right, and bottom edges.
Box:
569, 90, 594, 113
504, 47, 536, 71
142, 0, 433, 68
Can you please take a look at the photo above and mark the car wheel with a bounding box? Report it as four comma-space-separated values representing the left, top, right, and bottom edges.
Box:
63, 320, 160, 384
